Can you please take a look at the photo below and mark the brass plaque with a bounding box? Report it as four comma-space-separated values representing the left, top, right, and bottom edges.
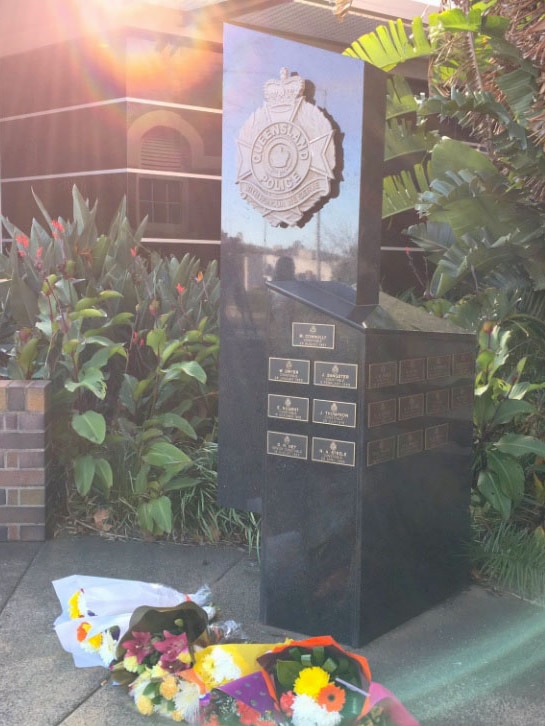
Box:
367, 436, 397, 467
368, 398, 397, 428
452, 351, 475, 377
426, 388, 450, 416
451, 384, 474, 410
398, 393, 425, 421
292, 322, 335, 349
427, 354, 451, 380
399, 357, 426, 384
311, 437, 356, 467
397, 429, 424, 458
268, 394, 309, 421
368, 361, 398, 389
312, 399, 357, 428
314, 361, 358, 389
267, 431, 308, 459
268, 357, 310, 385
425, 423, 449, 450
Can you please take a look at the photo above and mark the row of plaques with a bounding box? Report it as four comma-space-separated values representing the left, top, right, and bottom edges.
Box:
267, 423, 450, 467
269, 352, 475, 390
267, 384, 473, 429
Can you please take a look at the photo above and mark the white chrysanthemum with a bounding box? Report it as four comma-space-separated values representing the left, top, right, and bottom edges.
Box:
200, 648, 241, 687
98, 629, 118, 666
173, 681, 200, 722
291, 694, 343, 726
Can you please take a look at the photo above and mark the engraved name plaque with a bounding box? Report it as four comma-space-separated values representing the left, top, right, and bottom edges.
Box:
427, 354, 451, 380
398, 393, 425, 421
311, 437, 356, 467
425, 423, 449, 450
451, 384, 474, 410
268, 394, 309, 421
268, 357, 310, 385
426, 388, 451, 416
292, 323, 335, 349
314, 361, 358, 388
367, 436, 397, 467
397, 429, 424, 458
368, 361, 398, 389
399, 357, 426, 384
368, 398, 397, 428
267, 431, 308, 459
313, 399, 357, 428
452, 351, 475, 377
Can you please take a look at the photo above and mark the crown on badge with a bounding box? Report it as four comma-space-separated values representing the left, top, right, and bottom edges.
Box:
264, 67, 305, 105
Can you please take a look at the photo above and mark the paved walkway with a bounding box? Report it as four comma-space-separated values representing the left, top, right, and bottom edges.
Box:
1, 536, 545, 725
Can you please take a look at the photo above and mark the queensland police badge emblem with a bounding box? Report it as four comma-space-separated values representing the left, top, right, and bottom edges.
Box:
236, 68, 336, 227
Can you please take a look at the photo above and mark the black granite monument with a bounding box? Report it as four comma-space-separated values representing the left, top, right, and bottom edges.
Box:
218, 25, 475, 646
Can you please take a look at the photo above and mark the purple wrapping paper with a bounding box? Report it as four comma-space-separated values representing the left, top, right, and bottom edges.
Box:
217, 671, 277, 713
214, 673, 421, 726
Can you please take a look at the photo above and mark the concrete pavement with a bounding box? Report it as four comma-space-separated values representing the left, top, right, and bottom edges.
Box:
1, 536, 544, 726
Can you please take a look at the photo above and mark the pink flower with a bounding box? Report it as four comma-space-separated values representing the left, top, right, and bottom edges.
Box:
52, 219, 64, 233
153, 631, 189, 668
176, 284, 186, 295
120, 631, 154, 664
130, 247, 138, 258
16, 234, 29, 248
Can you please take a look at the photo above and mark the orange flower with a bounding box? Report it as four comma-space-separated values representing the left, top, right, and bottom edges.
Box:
195, 271, 203, 283
316, 683, 346, 712
77, 622, 92, 642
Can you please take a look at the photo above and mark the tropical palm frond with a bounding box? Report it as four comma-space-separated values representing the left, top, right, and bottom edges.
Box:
384, 118, 438, 162
386, 76, 419, 120
382, 163, 430, 219
343, 17, 432, 71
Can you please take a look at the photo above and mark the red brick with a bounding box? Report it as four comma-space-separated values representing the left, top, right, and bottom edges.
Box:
7, 525, 19, 541
5, 452, 18, 468
18, 412, 46, 431
7, 383, 26, 411
0, 385, 7, 410
0, 470, 46, 486
0, 432, 45, 448
7, 490, 18, 505
17, 450, 45, 468
0, 506, 45, 524
20, 488, 45, 506
26, 382, 50, 413
19, 524, 46, 541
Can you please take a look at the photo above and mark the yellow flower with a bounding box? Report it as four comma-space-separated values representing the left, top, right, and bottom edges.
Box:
124, 655, 139, 673
136, 695, 154, 716
150, 664, 168, 679
293, 666, 330, 699
68, 591, 83, 619
160, 675, 179, 700
177, 650, 192, 665
87, 632, 102, 650
171, 711, 184, 722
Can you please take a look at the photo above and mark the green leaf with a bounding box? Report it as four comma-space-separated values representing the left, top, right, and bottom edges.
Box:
477, 468, 511, 519
71, 411, 106, 444
142, 441, 191, 468
137, 501, 155, 533
74, 454, 96, 496
153, 413, 197, 440
94, 458, 113, 491
134, 465, 150, 494
492, 399, 535, 425
494, 434, 545, 460
69, 308, 107, 321
160, 341, 183, 365
161, 360, 207, 385
150, 495, 172, 533
487, 449, 525, 504
65, 367, 107, 399
344, 17, 433, 71
161, 476, 198, 493
147, 328, 166, 355
276, 661, 304, 690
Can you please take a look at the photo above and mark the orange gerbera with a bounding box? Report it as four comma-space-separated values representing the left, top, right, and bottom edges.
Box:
76, 622, 92, 642
317, 683, 346, 712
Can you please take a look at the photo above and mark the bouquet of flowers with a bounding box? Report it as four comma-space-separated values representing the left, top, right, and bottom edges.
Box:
257, 636, 372, 726
52, 575, 213, 668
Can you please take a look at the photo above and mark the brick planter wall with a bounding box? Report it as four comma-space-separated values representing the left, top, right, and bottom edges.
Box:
0, 380, 53, 541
